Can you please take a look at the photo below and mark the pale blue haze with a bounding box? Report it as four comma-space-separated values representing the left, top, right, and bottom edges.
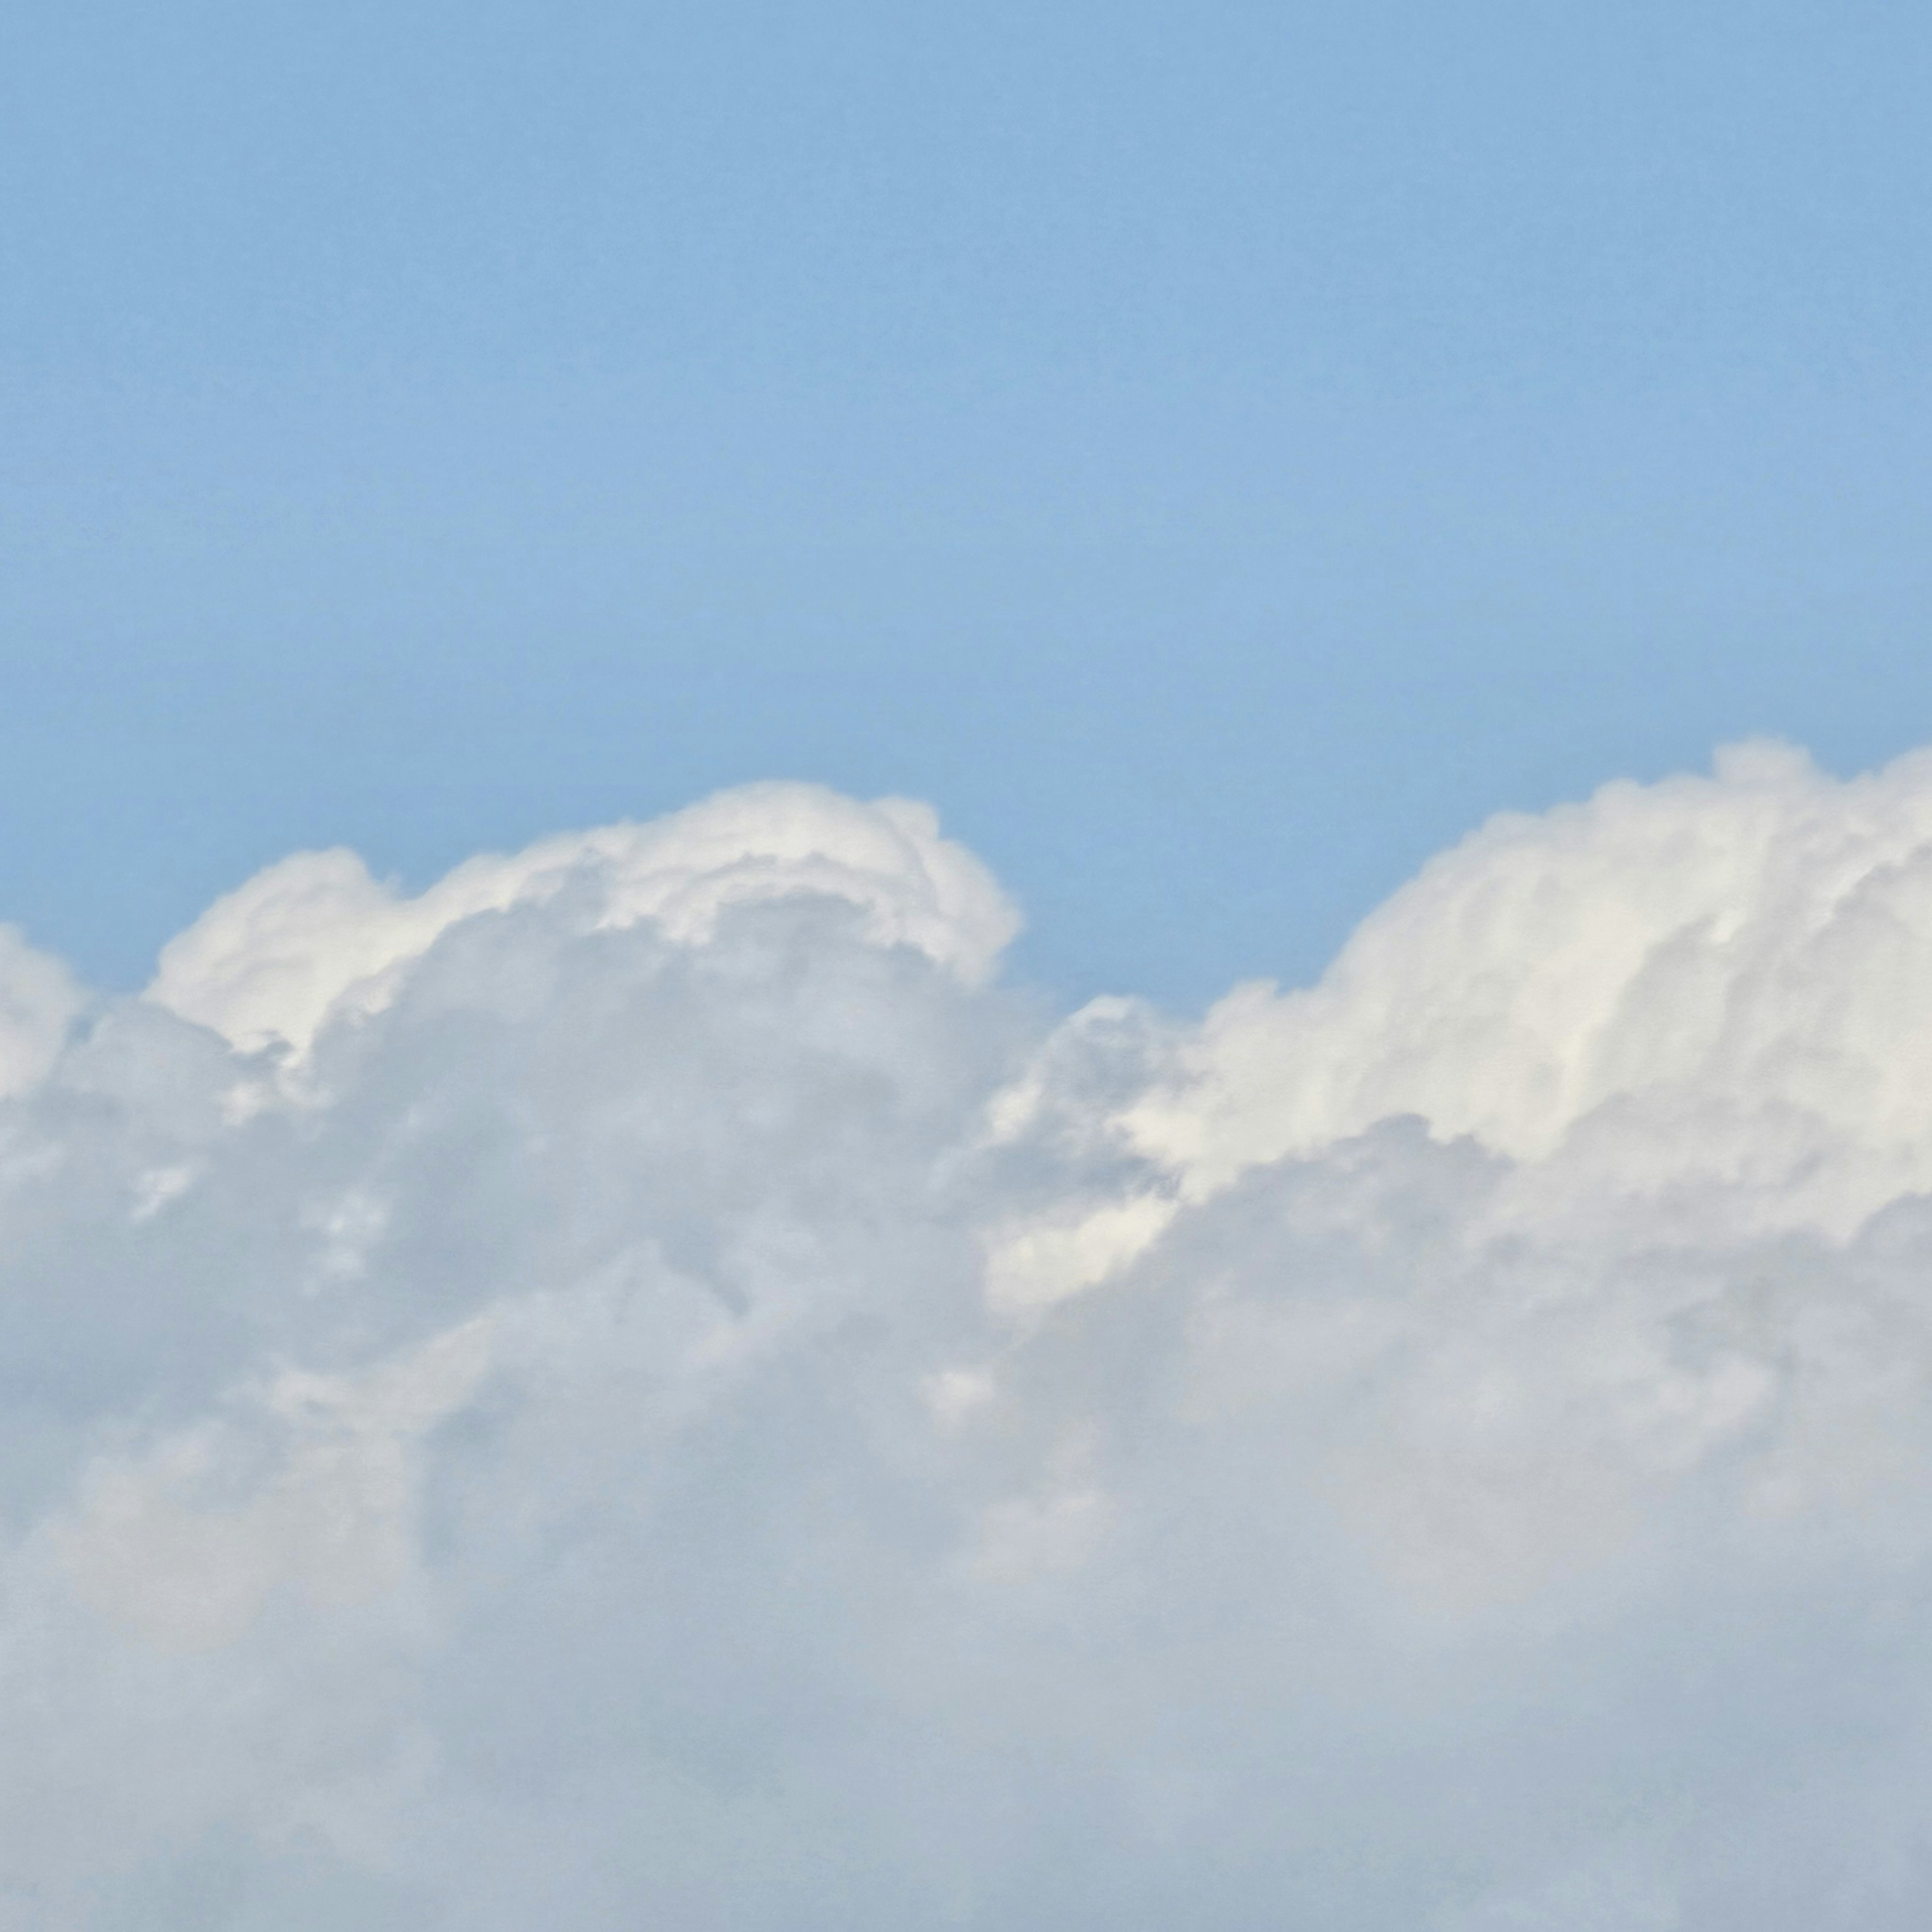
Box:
4, 0, 1929, 1002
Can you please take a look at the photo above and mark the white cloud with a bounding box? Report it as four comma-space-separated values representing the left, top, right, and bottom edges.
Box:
6, 759, 1932, 1924
145, 781, 1017, 1058
0, 923, 83, 1099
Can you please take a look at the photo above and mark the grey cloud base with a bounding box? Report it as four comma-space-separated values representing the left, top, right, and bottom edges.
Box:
3, 763, 1932, 1926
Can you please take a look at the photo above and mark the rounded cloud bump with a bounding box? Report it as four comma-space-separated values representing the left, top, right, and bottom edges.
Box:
7, 751, 1932, 1926
143, 780, 1019, 1057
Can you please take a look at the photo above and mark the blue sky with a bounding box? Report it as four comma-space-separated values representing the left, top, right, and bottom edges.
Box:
5, 0, 1930, 1005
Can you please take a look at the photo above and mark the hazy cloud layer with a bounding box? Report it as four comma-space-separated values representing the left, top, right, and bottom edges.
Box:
5, 752, 1932, 1925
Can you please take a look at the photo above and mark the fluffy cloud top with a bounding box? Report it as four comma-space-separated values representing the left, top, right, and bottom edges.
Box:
4, 751, 1932, 1926
144, 782, 1015, 1058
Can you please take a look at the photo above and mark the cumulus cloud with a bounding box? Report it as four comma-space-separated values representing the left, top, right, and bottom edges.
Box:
0, 924, 83, 1100
7, 753, 1932, 1925
146, 782, 1015, 1058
